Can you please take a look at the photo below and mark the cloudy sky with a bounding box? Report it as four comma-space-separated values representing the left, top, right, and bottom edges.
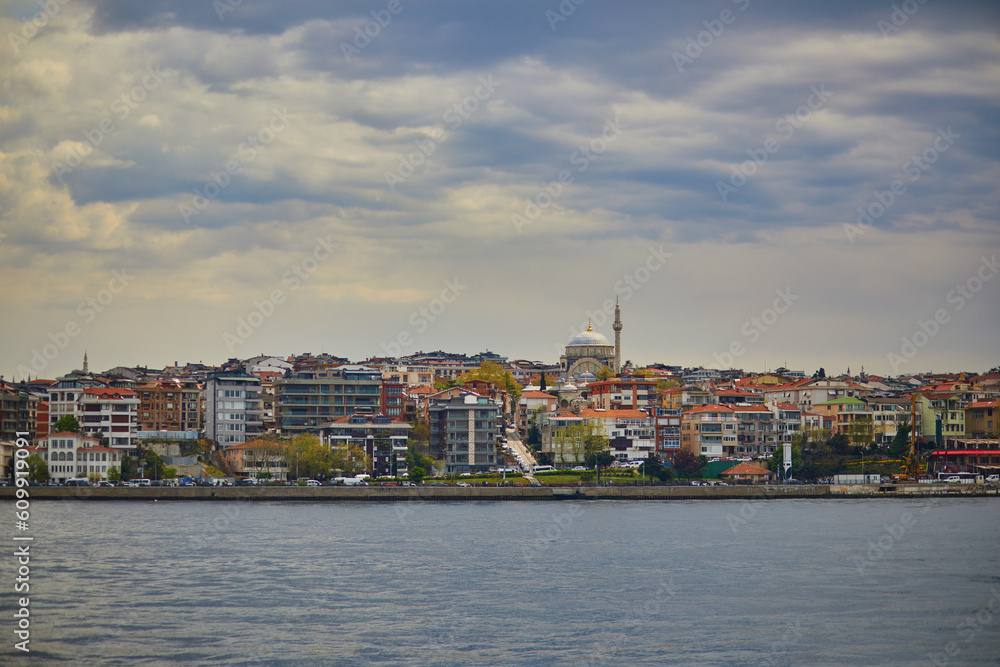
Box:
1, 0, 998, 381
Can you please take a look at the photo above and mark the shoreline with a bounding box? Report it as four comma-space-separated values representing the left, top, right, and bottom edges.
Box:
2, 483, 997, 501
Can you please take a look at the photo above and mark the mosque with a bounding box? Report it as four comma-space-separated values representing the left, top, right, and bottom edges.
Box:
558, 299, 622, 380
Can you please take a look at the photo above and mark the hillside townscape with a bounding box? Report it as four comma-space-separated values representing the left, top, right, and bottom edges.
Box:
3, 322, 998, 487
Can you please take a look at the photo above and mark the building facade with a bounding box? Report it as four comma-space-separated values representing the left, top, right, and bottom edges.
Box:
320, 414, 411, 478
428, 393, 499, 473
203, 371, 263, 446
276, 365, 391, 435
36, 432, 122, 482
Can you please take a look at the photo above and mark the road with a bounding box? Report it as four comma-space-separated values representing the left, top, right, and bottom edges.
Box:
505, 427, 541, 485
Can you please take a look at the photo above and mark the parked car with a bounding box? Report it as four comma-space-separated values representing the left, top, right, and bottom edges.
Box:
986, 474, 999, 484
456, 482, 472, 487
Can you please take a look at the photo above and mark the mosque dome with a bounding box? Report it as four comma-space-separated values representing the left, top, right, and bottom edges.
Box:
567, 324, 612, 347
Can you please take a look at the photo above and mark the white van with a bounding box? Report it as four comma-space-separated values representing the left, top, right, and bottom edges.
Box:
138, 478, 151, 487
531, 465, 556, 473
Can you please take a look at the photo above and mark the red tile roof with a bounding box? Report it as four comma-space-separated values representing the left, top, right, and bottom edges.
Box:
720, 462, 773, 476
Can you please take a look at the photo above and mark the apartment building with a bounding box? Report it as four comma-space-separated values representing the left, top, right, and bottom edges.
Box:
586, 378, 658, 411
681, 405, 737, 458
137, 379, 201, 433
540, 408, 655, 464
203, 371, 263, 446
320, 413, 411, 478
427, 393, 499, 473
36, 431, 122, 482
276, 364, 397, 435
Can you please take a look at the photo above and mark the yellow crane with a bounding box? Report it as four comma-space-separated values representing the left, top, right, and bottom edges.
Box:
899, 393, 921, 480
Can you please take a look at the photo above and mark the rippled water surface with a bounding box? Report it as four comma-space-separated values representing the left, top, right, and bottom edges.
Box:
2, 498, 999, 665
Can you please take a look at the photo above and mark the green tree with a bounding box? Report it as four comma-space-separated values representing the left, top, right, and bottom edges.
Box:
287, 435, 337, 478
889, 422, 912, 458
539, 374, 547, 391
54, 415, 80, 433
673, 450, 703, 478
143, 450, 165, 480
26, 453, 49, 484
596, 365, 613, 381
585, 451, 616, 483
552, 420, 608, 466
410, 422, 429, 445
120, 455, 135, 480
107, 466, 121, 483
640, 454, 675, 482
164, 467, 178, 479
405, 443, 435, 479
433, 377, 460, 391
847, 416, 876, 448
459, 361, 522, 399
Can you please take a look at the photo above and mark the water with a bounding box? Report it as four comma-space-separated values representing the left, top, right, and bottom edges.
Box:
2, 498, 999, 666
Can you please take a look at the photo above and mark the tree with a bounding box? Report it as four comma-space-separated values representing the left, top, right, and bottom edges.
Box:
25, 453, 49, 484
813, 367, 826, 379
641, 454, 676, 482
847, 416, 876, 448
107, 467, 121, 483
410, 422, 429, 446
433, 377, 460, 391
287, 435, 336, 478
553, 420, 608, 466
459, 361, 522, 399
889, 422, 912, 459
597, 365, 613, 381
54, 415, 80, 433
245, 439, 287, 479
585, 451, 616, 484
406, 443, 435, 479
164, 467, 178, 479
120, 455, 134, 480
539, 374, 547, 391
143, 450, 166, 480
673, 450, 703, 478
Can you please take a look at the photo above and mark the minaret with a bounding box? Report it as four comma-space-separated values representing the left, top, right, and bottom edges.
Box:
83, 350, 89, 374
613, 297, 622, 375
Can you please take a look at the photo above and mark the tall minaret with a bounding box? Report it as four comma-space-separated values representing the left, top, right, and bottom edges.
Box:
83, 350, 89, 374
612, 297, 622, 375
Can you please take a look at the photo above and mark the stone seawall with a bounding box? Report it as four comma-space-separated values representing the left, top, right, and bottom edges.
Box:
2, 483, 994, 501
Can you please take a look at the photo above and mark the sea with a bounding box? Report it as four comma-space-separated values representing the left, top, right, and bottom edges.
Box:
2, 498, 999, 666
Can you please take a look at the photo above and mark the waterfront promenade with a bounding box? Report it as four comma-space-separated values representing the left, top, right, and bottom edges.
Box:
2, 483, 996, 501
